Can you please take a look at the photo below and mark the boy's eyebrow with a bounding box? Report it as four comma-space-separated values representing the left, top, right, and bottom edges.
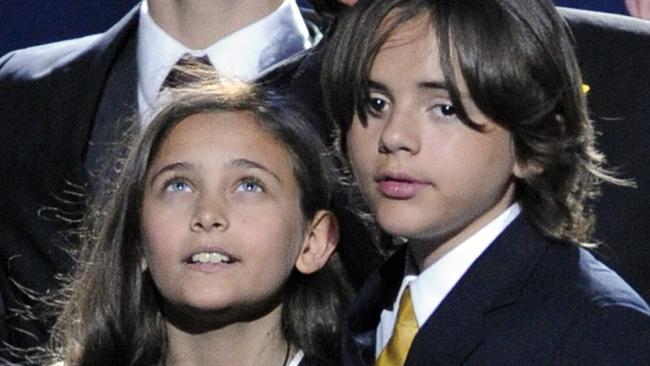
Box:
368, 80, 388, 92
369, 79, 450, 93
417, 80, 448, 91
231, 158, 282, 183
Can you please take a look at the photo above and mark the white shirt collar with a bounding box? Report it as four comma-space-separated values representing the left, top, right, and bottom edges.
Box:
287, 349, 304, 366
136, 0, 312, 122
376, 203, 521, 356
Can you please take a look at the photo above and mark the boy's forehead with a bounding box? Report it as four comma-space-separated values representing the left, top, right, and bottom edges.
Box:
377, 12, 434, 50
371, 11, 482, 121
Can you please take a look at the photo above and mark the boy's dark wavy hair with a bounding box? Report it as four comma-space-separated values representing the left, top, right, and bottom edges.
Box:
47, 76, 350, 365
322, 0, 631, 246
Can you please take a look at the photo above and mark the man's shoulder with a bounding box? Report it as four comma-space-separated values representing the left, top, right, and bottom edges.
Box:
0, 35, 102, 82
0, 5, 139, 84
559, 6, 650, 38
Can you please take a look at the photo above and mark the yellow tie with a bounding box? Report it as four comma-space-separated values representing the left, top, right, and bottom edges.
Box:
375, 287, 418, 366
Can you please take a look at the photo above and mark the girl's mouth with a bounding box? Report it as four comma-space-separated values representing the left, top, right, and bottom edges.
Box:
185, 251, 236, 264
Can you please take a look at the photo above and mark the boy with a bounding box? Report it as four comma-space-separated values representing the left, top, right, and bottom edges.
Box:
322, 0, 650, 364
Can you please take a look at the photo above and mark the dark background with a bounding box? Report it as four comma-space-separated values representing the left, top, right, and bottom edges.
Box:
1, 1, 140, 57
0, 1, 318, 57
0, 1, 630, 57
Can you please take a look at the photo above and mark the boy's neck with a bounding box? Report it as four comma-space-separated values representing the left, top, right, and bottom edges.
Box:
147, 0, 284, 49
164, 304, 292, 366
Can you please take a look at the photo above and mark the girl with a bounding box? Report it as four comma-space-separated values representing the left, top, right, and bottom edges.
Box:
43, 79, 350, 366
322, 0, 650, 365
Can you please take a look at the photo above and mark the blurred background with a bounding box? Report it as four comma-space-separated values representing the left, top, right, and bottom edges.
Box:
1, 0, 645, 57
1, 1, 139, 56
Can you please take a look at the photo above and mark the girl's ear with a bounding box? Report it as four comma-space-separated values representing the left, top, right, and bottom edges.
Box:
295, 210, 339, 275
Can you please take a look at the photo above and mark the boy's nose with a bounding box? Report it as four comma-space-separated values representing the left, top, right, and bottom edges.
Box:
378, 113, 420, 154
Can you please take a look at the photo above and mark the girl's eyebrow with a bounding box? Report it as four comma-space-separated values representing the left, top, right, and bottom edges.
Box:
231, 158, 282, 183
148, 162, 193, 186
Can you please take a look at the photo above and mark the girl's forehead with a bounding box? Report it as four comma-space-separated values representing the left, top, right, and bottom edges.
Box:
151, 112, 292, 170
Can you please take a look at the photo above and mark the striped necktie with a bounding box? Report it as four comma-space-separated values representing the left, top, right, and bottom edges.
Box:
160, 53, 214, 91
375, 287, 419, 366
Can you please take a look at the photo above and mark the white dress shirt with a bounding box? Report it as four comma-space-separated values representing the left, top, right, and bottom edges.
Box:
375, 203, 522, 356
136, 0, 313, 122
288, 349, 304, 366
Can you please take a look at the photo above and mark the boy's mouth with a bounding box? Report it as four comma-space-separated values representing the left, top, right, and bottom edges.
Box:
376, 173, 426, 199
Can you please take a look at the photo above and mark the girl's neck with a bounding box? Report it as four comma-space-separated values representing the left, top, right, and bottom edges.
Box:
147, 0, 284, 49
164, 305, 294, 366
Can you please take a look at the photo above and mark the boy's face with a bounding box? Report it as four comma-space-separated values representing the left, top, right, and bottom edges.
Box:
346, 16, 522, 268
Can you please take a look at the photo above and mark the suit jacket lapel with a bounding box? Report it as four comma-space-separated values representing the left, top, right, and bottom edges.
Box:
85, 27, 139, 191
405, 217, 549, 365
345, 247, 407, 365
50, 5, 140, 188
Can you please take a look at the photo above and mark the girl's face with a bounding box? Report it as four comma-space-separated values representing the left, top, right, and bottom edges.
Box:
141, 112, 310, 315
346, 16, 523, 268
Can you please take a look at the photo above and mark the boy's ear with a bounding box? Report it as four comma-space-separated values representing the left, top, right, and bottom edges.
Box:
295, 210, 339, 275
513, 159, 543, 179
140, 256, 149, 272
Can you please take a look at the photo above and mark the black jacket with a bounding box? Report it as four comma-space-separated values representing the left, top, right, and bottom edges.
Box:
343, 217, 650, 365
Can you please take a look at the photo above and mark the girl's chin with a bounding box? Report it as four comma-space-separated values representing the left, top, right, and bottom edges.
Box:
163, 296, 283, 330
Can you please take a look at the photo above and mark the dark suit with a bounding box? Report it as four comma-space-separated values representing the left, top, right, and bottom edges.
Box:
343, 216, 650, 365
299, 354, 332, 366
0, 6, 140, 353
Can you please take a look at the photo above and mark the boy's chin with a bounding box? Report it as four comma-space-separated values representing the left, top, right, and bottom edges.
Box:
377, 216, 432, 242
377, 213, 466, 248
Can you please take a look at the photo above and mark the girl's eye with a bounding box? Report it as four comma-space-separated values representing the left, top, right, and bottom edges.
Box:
164, 179, 192, 193
235, 178, 263, 193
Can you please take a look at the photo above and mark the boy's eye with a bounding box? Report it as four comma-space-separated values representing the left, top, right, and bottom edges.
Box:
367, 96, 389, 114
235, 178, 263, 193
433, 103, 457, 118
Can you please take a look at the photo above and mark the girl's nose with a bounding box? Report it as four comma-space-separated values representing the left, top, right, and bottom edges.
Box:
190, 198, 229, 232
